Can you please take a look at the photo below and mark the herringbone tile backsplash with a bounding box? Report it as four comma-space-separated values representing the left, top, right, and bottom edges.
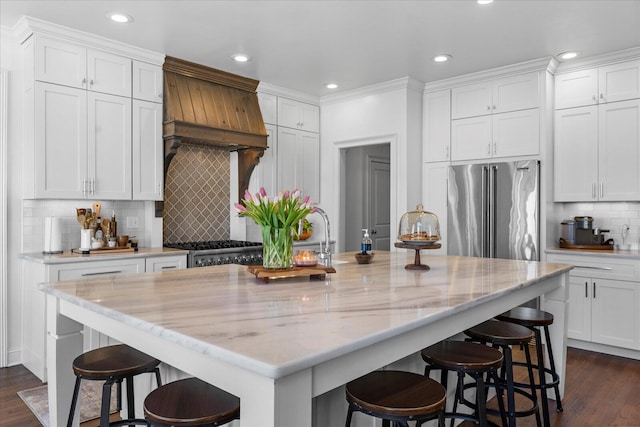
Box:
163, 144, 230, 243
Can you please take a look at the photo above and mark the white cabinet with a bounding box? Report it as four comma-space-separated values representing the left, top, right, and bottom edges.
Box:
422, 162, 448, 255
249, 123, 277, 196
277, 97, 319, 133
554, 99, 640, 201
555, 60, 640, 109
146, 255, 187, 271
546, 253, 640, 353
423, 90, 451, 162
35, 35, 132, 97
277, 127, 319, 201
451, 109, 539, 161
133, 100, 163, 200
258, 92, 277, 125
451, 72, 539, 119
132, 61, 163, 103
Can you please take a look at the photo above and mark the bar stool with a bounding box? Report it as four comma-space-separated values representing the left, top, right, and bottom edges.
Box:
465, 320, 541, 427
67, 344, 162, 427
496, 306, 563, 427
143, 377, 240, 426
345, 370, 446, 427
421, 340, 507, 427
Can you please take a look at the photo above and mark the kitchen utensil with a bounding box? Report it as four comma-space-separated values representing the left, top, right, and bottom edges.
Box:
560, 219, 576, 244
93, 202, 101, 218
574, 216, 593, 229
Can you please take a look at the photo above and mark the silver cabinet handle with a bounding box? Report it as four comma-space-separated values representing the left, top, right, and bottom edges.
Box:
82, 179, 87, 196
593, 282, 596, 299
600, 182, 604, 198
585, 281, 588, 298
90, 79, 94, 87
161, 266, 177, 270
487, 143, 491, 155
592, 183, 596, 199
574, 265, 613, 270
493, 142, 497, 155
445, 145, 449, 159
81, 270, 123, 276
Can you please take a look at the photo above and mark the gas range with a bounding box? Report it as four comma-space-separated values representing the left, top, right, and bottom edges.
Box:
164, 240, 262, 268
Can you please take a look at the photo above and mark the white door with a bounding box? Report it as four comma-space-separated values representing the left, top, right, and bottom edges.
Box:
1, 70, 7, 366
368, 159, 390, 250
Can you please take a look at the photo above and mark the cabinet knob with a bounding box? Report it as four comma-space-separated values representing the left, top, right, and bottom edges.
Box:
82, 78, 87, 86
492, 105, 496, 110
487, 105, 491, 111
592, 95, 597, 102
90, 79, 94, 87
599, 93, 605, 102
158, 93, 163, 99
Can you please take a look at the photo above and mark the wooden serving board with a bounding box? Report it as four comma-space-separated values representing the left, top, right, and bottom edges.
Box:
248, 265, 336, 283
559, 238, 613, 251
72, 246, 135, 255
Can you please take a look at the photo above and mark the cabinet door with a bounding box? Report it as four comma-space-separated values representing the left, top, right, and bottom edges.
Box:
146, 255, 187, 272
451, 82, 492, 119
553, 106, 598, 201
87, 49, 132, 97
423, 90, 451, 162
55, 259, 145, 281
249, 124, 277, 196
591, 278, 640, 350
34, 36, 86, 89
277, 127, 298, 191
451, 116, 492, 161
567, 275, 592, 341
298, 130, 320, 202
133, 100, 163, 200
493, 109, 539, 158
34, 82, 87, 198
422, 162, 448, 255
555, 69, 598, 109
598, 60, 640, 104
277, 98, 319, 132
258, 92, 277, 125
598, 99, 640, 201
132, 61, 163, 103
492, 72, 539, 114
88, 92, 132, 199
298, 103, 320, 133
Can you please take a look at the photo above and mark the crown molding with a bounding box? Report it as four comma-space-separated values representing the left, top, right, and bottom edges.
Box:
257, 82, 319, 104
14, 16, 165, 65
555, 47, 640, 74
423, 57, 556, 93
320, 76, 424, 106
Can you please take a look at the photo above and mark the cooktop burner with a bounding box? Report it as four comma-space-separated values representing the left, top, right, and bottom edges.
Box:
164, 240, 262, 251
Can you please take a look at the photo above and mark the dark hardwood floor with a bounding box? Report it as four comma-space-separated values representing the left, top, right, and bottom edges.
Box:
1, 347, 640, 426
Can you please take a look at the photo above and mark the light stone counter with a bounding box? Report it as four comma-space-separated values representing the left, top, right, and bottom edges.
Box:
42, 252, 572, 427
19, 247, 188, 264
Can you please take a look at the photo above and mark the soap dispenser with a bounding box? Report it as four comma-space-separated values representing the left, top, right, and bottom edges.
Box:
361, 229, 372, 255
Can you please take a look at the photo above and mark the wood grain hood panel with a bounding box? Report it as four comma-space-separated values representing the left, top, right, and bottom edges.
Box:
162, 56, 268, 203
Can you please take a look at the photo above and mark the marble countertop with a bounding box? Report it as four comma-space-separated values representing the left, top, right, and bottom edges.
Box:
19, 247, 188, 264
545, 247, 640, 260
40, 251, 571, 378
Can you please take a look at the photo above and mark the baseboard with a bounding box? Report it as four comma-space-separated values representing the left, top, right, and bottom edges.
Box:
568, 339, 640, 361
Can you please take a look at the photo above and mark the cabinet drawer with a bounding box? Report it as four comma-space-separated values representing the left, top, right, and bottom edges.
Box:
146, 255, 187, 272
547, 253, 639, 282
54, 259, 145, 281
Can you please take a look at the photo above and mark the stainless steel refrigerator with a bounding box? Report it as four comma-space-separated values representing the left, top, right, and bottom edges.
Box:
447, 160, 539, 261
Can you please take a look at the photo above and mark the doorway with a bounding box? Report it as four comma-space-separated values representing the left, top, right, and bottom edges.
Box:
1, 69, 8, 366
343, 144, 391, 252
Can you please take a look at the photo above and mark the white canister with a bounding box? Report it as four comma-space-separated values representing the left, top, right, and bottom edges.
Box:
80, 229, 92, 250
43, 216, 63, 254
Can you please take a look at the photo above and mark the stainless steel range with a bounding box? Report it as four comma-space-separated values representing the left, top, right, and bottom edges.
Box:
164, 240, 262, 268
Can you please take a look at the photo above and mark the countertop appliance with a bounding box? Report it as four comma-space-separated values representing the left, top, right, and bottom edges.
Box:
164, 240, 262, 268
448, 160, 539, 261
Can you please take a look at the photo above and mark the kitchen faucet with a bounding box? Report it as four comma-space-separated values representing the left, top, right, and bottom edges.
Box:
314, 207, 332, 267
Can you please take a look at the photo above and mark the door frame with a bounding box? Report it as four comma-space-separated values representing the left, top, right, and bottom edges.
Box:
1, 69, 8, 367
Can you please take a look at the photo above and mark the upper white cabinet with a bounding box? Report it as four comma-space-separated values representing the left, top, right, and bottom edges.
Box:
554, 100, 640, 201
249, 123, 277, 196
35, 36, 132, 97
23, 30, 165, 200
278, 97, 319, 133
451, 72, 539, 119
277, 127, 319, 201
555, 60, 640, 109
423, 90, 451, 162
132, 61, 163, 103
258, 92, 277, 125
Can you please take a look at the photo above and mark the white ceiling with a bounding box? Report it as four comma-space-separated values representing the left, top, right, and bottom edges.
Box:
2, 1, 639, 97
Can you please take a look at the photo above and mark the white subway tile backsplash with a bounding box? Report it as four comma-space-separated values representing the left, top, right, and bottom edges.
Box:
564, 202, 640, 249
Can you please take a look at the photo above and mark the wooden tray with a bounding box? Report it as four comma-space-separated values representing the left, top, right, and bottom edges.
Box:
248, 265, 336, 283
72, 246, 135, 255
559, 238, 614, 251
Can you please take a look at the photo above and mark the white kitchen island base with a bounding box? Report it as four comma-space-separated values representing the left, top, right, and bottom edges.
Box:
43, 252, 571, 427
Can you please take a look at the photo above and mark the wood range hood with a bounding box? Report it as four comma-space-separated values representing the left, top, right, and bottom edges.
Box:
162, 56, 268, 204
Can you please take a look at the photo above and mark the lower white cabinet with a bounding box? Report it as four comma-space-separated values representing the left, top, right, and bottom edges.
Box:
22, 254, 186, 381
547, 253, 640, 353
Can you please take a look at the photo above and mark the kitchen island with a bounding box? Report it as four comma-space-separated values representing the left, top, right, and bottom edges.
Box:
41, 252, 571, 427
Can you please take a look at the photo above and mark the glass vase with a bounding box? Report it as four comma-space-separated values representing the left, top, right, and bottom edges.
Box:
261, 226, 294, 270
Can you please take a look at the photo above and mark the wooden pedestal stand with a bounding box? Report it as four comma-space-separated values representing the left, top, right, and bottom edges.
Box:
394, 242, 442, 271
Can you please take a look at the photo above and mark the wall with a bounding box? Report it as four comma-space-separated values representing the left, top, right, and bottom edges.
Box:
320, 78, 423, 252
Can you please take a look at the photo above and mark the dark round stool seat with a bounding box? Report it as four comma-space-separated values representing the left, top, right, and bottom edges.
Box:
465, 319, 534, 345
144, 378, 240, 426
496, 306, 553, 327
72, 344, 161, 379
345, 370, 446, 426
422, 341, 505, 427
67, 344, 162, 427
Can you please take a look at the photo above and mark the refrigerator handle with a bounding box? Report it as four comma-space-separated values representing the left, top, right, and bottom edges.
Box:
482, 165, 489, 258
489, 164, 498, 258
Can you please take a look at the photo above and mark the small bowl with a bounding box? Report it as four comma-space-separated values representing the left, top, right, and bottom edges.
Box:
355, 252, 375, 264
91, 240, 104, 250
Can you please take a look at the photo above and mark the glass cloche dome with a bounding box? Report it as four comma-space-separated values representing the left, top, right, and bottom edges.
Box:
397, 204, 441, 244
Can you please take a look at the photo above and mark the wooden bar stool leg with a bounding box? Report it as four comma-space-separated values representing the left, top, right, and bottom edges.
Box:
544, 325, 563, 411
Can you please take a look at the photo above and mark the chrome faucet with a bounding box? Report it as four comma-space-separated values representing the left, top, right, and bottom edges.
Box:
314, 207, 332, 267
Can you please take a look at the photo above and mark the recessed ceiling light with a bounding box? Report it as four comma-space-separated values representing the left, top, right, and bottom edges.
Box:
558, 51, 580, 60
108, 13, 133, 23
477, 0, 494, 4
325, 83, 338, 89
434, 54, 452, 63
232, 54, 250, 63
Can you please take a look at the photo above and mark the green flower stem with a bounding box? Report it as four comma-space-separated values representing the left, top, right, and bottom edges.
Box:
262, 226, 294, 270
